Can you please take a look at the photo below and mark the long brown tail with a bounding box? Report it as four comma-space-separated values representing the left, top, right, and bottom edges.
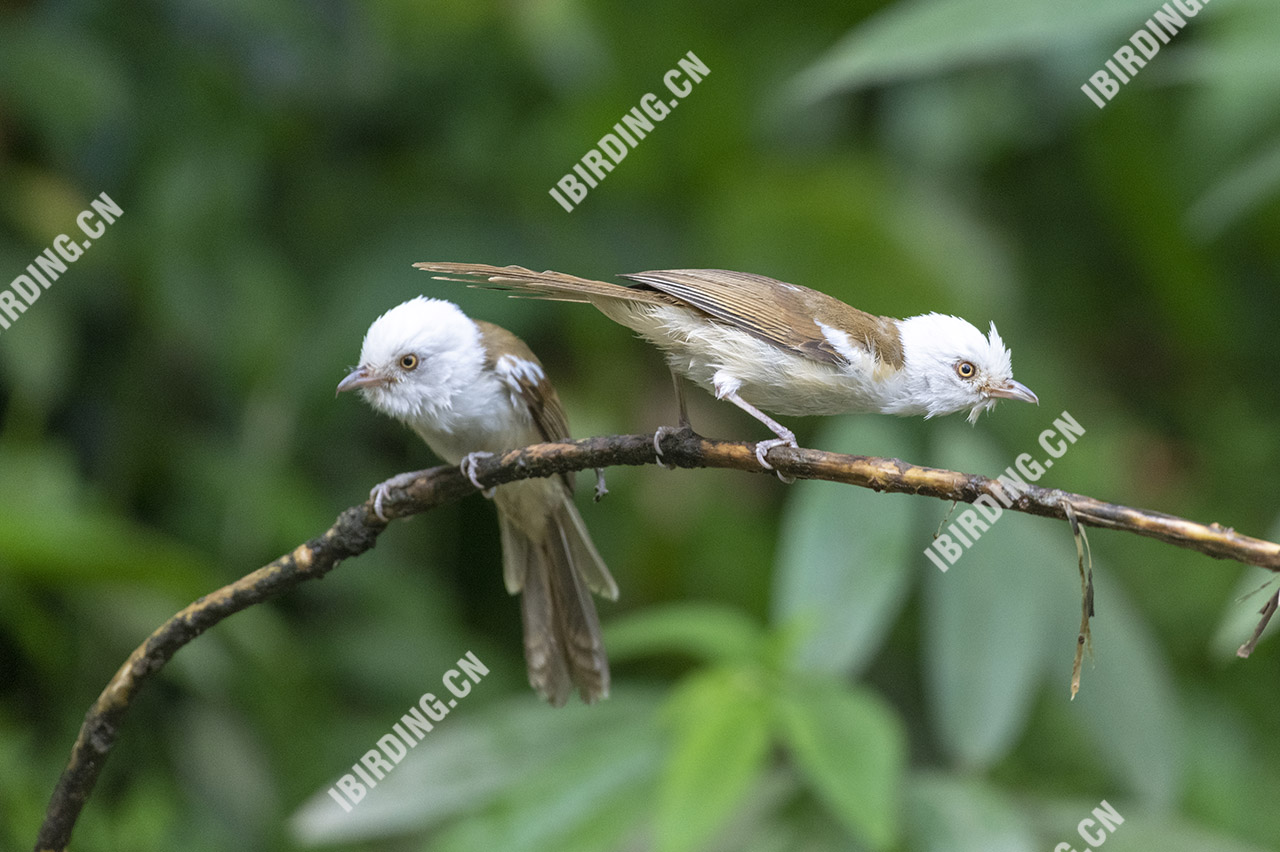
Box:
415, 261, 672, 307
497, 494, 616, 706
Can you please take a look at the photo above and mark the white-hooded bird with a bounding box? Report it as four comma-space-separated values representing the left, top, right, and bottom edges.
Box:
415, 263, 1039, 469
337, 296, 616, 706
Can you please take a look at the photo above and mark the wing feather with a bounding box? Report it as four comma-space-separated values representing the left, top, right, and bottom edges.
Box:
417, 262, 674, 306
619, 268, 904, 370
476, 321, 573, 489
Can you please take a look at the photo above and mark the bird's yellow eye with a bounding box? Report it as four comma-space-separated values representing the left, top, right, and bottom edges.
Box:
399, 353, 419, 371
956, 361, 976, 379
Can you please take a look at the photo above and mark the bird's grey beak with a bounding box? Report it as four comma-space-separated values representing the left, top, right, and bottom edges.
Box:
336, 366, 388, 396
986, 379, 1038, 405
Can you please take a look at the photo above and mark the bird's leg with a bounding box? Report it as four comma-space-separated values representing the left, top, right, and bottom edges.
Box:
722, 391, 798, 483
369, 469, 429, 521
654, 370, 694, 467
460, 451, 497, 498
594, 468, 608, 502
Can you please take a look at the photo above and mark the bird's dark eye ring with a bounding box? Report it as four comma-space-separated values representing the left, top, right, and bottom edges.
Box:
956, 361, 975, 379
399, 353, 419, 371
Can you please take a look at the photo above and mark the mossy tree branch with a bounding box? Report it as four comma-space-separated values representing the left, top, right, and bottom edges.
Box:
34, 431, 1280, 850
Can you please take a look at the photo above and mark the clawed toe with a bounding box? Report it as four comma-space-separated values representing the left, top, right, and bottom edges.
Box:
654, 424, 696, 469
754, 438, 798, 483
371, 485, 391, 522
653, 425, 678, 468
460, 451, 497, 497
369, 470, 424, 521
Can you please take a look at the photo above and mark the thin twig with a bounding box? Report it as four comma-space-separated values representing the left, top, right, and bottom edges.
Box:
1237, 590, 1280, 658
34, 431, 1280, 850
1062, 499, 1095, 700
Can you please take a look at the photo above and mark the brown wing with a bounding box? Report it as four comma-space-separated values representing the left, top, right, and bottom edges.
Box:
476, 321, 574, 489
619, 269, 904, 370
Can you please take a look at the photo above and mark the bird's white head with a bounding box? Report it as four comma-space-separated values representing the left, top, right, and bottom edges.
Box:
336, 296, 484, 423
893, 313, 1037, 423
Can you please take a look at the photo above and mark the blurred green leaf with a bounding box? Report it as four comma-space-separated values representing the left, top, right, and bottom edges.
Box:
0, 444, 215, 598
707, 163, 1018, 323
606, 602, 769, 665
788, 0, 1177, 101
1180, 691, 1280, 845
776, 676, 906, 849
657, 668, 772, 852
0, 20, 129, 155
0, 509, 213, 596
291, 689, 664, 844
430, 698, 662, 852
772, 415, 920, 676
1187, 140, 1280, 239
1027, 797, 1276, 852
173, 703, 278, 842
907, 772, 1035, 852
922, 422, 1076, 768
1185, 0, 1280, 157
1070, 573, 1184, 808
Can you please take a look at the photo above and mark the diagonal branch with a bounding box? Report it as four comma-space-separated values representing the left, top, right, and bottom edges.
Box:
34, 431, 1280, 850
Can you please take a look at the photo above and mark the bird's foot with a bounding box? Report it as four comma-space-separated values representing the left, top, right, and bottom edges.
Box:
460, 451, 497, 498
754, 436, 798, 484
594, 468, 608, 502
653, 424, 694, 468
370, 470, 426, 521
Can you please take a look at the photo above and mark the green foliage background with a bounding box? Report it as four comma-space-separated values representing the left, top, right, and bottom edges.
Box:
2, 0, 1279, 850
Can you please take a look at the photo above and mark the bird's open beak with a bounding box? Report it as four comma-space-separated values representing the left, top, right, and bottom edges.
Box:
986, 379, 1039, 405
336, 366, 388, 396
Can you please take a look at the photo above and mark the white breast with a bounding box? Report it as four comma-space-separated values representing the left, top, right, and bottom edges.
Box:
409, 369, 540, 464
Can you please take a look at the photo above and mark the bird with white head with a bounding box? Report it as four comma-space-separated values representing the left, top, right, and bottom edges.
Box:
337, 297, 616, 706
414, 264, 1038, 471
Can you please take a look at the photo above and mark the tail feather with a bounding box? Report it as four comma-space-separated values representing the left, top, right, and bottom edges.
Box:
499, 498, 614, 706
558, 497, 618, 601
517, 553, 574, 705
545, 516, 610, 702
414, 262, 672, 308
497, 511, 529, 595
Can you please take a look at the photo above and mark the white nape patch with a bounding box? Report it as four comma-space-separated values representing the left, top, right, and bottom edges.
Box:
494, 353, 546, 408
495, 353, 545, 386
